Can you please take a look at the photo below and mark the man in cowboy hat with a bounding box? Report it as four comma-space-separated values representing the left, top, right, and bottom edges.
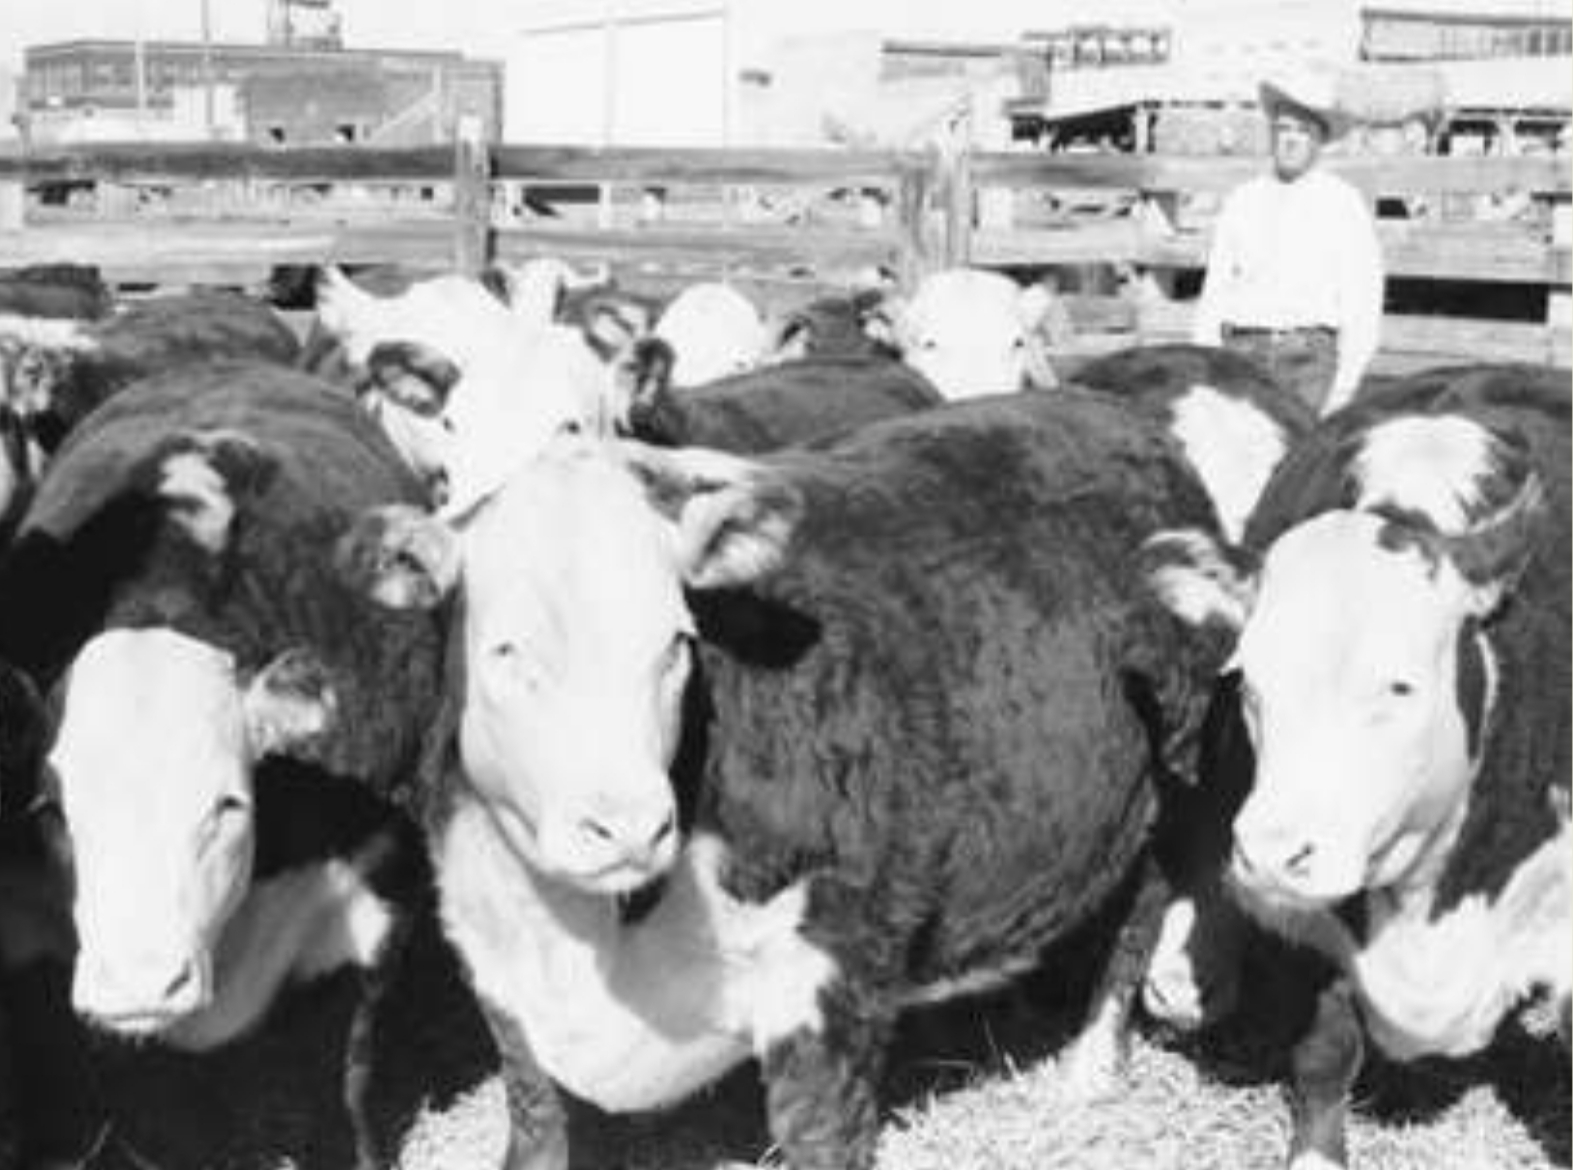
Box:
1192, 63, 1385, 414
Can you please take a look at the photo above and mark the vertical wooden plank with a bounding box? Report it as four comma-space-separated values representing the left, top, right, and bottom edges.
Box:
452, 112, 492, 276
940, 140, 973, 269
1548, 198, 1571, 357
895, 162, 932, 290
0, 180, 23, 233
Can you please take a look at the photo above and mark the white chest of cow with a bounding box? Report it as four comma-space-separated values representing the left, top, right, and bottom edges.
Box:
1244, 814, 1571, 1061
435, 796, 836, 1112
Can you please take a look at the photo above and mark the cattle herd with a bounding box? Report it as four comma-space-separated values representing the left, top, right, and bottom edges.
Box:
0, 257, 1564, 1170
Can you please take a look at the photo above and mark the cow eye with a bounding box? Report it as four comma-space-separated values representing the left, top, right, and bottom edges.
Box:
1389, 680, 1415, 698
560, 419, 583, 436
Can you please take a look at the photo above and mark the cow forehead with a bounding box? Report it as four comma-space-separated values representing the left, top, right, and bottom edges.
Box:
1242, 513, 1463, 678
461, 447, 688, 648
53, 629, 246, 802
908, 271, 1021, 331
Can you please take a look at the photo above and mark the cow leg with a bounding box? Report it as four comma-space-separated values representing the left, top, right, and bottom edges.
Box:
1287, 978, 1363, 1170
343, 928, 408, 1170
759, 983, 892, 1170
1061, 853, 1169, 1101
1141, 876, 1247, 1031
478, 996, 569, 1170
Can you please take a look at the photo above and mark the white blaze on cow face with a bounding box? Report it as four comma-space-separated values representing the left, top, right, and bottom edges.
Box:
456, 444, 691, 893
653, 283, 767, 388
1228, 511, 1486, 907
55, 630, 254, 1033
54, 629, 335, 1037
886, 269, 1055, 400
314, 269, 615, 511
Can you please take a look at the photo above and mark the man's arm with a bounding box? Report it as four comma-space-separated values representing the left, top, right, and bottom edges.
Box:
1326, 187, 1385, 412
1191, 189, 1245, 347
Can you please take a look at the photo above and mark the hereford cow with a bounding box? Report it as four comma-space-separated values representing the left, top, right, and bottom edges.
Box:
305, 266, 646, 514
0, 361, 453, 1167
1142, 364, 1570, 1169
864, 267, 1066, 399
651, 282, 769, 388
0, 289, 300, 540
340, 388, 1232, 1170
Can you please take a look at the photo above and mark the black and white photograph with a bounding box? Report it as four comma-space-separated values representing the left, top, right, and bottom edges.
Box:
0, 2, 1567, 1167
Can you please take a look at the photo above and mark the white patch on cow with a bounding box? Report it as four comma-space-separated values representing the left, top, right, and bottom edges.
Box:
162, 855, 395, 1052
895, 268, 1039, 400
1288, 1151, 1345, 1170
1351, 415, 1497, 531
654, 283, 766, 387
1352, 814, 1572, 1061
1143, 528, 1254, 631
1141, 896, 1207, 1028
902, 956, 1039, 1008
158, 451, 237, 552
1058, 993, 1126, 1102
0, 313, 97, 353
436, 797, 836, 1113
1167, 383, 1287, 543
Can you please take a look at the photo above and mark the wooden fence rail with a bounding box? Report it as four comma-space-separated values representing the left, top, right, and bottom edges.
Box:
0, 138, 1567, 367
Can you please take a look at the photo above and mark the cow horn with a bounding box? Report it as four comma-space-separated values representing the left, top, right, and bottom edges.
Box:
1437, 463, 1546, 588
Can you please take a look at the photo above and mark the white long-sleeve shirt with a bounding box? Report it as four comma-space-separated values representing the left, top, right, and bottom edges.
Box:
1191, 168, 1385, 409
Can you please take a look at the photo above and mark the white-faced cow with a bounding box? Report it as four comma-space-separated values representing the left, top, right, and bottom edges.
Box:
1142, 364, 1570, 1169
340, 388, 1231, 1170
0, 361, 452, 1167
304, 265, 646, 515
864, 267, 1066, 399
652, 282, 769, 388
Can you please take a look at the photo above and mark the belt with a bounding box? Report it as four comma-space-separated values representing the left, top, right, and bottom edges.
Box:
1223, 324, 1336, 342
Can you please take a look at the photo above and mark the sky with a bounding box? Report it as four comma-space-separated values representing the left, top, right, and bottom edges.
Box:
0, 0, 1177, 70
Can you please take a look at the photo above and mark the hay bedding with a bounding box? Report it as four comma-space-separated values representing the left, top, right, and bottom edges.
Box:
3, 929, 1560, 1170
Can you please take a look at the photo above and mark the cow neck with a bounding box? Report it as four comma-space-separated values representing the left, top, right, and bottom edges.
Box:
432, 781, 760, 1113
1431, 618, 1566, 915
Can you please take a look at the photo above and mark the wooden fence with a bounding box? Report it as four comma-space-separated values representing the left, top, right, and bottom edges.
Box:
0, 126, 1568, 369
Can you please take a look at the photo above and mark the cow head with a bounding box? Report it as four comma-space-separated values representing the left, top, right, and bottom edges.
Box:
43, 427, 337, 1035
863, 268, 1064, 399
653, 283, 768, 388
54, 631, 335, 1035
1145, 415, 1546, 909
313, 267, 621, 512
340, 437, 800, 894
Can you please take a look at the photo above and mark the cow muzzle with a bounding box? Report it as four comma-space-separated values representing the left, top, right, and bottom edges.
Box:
534, 785, 680, 894
72, 945, 211, 1035
1228, 810, 1365, 908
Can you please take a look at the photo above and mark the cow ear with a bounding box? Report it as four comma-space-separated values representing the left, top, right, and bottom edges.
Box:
1141, 528, 1258, 633
1441, 458, 1546, 619
145, 429, 279, 553
859, 292, 905, 352
365, 340, 461, 416
618, 442, 802, 590
336, 503, 460, 610
244, 649, 337, 759
612, 337, 674, 427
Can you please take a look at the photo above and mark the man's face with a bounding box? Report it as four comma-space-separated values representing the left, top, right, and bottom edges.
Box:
1270, 108, 1324, 182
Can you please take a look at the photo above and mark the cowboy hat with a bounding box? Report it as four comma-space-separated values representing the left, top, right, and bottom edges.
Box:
1258, 64, 1356, 140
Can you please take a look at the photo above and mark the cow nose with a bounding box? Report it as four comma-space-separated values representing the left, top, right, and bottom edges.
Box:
74, 953, 205, 1024
1232, 831, 1317, 884
577, 806, 678, 862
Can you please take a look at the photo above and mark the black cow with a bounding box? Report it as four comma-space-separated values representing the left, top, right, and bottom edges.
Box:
0, 289, 300, 541
0, 361, 461, 1168
342, 387, 1233, 1170
1143, 364, 1570, 1169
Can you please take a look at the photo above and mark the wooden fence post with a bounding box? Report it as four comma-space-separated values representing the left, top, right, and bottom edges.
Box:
939, 126, 974, 269
895, 161, 932, 290
0, 180, 22, 233
1548, 199, 1571, 349
452, 113, 492, 275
